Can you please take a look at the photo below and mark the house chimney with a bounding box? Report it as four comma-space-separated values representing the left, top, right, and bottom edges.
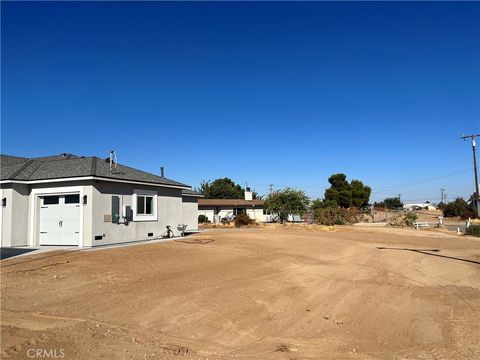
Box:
244, 187, 253, 201
160, 167, 165, 178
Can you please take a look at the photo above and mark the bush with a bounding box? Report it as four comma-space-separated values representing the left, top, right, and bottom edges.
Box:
404, 212, 418, 227
234, 213, 255, 227
436, 202, 446, 210
313, 207, 361, 225
466, 224, 480, 237
443, 198, 476, 219
198, 214, 209, 223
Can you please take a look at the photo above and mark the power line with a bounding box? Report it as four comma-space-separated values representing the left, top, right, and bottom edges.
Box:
372, 169, 471, 194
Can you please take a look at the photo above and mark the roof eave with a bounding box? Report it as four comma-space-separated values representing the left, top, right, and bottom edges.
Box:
0, 176, 190, 190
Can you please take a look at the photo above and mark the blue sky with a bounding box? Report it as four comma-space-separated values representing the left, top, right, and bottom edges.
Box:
2, 1, 479, 202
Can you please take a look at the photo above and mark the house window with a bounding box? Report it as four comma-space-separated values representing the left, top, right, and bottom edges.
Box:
136, 195, 154, 215
133, 189, 157, 221
65, 194, 80, 204
43, 196, 59, 205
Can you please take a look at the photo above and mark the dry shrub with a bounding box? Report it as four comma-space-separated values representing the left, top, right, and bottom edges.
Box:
234, 213, 255, 227
199, 222, 234, 229
314, 208, 361, 226
265, 223, 339, 232
388, 211, 418, 227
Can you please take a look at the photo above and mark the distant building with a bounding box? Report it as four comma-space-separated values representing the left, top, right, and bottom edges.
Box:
198, 189, 267, 223
403, 201, 437, 211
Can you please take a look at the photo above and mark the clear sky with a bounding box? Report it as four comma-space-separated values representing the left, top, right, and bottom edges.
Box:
2, 1, 479, 202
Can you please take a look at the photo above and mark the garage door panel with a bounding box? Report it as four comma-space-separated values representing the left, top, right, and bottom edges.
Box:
40, 218, 61, 232
62, 205, 80, 218
61, 230, 79, 245
39, 194, 80, 246
40, 206, 63, 219
62, 218, 79, 232
40, 230, 62, 245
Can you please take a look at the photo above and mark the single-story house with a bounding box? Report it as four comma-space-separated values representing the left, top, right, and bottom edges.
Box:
198, 189, 268, 223
403, 201, 437, 211
0, 153, 203, 248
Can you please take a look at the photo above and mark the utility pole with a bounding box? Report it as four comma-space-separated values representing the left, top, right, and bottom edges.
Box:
397, 194, 401, 202
461, 134, 480, 217
269, 184, 273, 193
440, 188, 445, 204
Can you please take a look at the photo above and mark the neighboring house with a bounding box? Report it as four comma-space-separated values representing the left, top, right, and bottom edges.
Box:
0, 153, 203, 248
198, 189, 267, 223
403, 201, 437, 211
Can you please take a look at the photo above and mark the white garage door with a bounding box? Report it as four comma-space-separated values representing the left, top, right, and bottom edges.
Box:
39, 194, 80, 246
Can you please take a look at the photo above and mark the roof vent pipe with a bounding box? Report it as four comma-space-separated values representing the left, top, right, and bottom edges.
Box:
109, 150, 117, 174
160, 167, 165, 179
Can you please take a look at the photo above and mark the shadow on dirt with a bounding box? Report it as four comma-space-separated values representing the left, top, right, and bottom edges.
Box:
376, 247, 480, 265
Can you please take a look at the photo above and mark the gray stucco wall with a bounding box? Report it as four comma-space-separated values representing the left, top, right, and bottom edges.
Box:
90, 181, 187, 246
181, 196, 199, 231
1, 179, 196, 248
1, 184, 30, 247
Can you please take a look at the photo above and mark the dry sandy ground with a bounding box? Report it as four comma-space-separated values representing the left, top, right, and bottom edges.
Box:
1, 226, 479, 360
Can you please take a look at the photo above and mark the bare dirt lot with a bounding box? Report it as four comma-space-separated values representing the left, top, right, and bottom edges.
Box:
1, 226, 480, 359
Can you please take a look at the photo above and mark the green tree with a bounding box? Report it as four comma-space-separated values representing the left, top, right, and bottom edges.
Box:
264, 188, 310, 223
375, 197, 403, 209
311, 199, 325, 210
443, 198, 476, 218
350, 180, 371, 208
197, 178, 245, 199
383, 197, 403, 209
323, 173, 371, 208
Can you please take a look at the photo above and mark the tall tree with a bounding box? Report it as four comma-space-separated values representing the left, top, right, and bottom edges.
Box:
197, 178, 245, 199
350, 180, 372, 208
374, 197, 403, 209
323, 173, 371, 208
264, 188, 309, 223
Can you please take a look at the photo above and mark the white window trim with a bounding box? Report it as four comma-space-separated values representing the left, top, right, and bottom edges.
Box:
132, 189, 158, 222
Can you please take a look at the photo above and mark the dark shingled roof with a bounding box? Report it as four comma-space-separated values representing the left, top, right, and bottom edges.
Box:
0, 153, 190, 188
182, 189, 204, 197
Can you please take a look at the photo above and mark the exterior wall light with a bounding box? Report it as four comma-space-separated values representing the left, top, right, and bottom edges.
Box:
83, 195, 88, 205
1, 198, 6, 207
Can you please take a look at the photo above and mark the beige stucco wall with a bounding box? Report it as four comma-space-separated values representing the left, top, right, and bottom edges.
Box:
90, 181, 187, 246
246, 208, 266, 222
198, 208, 215, 223
198, 206, 266, 223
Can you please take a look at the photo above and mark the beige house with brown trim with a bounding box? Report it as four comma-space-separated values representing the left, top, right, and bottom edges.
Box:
198, 190, 267, 223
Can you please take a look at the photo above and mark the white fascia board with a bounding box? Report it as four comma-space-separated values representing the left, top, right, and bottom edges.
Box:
182, 194, 204, 198
0, 176, 190, 190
